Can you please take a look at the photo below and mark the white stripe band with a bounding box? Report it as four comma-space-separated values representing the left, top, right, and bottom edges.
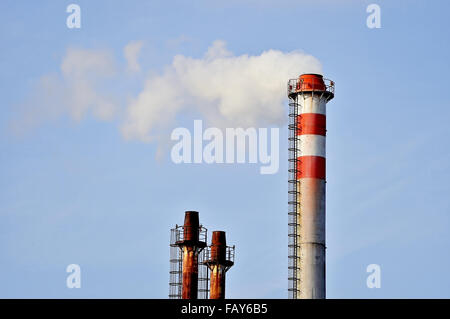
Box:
296, 134, 326, 158
298, 95, 327, 115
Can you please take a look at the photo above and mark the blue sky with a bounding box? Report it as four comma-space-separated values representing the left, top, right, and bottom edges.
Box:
1, 0, 450, 298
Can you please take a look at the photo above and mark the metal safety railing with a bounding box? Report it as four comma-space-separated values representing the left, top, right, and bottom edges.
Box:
198, 249, 210, 299
169, 231, 183, 299
169, 226, 209, 299
202, 245, 236, 265
287, 78, 335, 99
287, 97, 301, 299
171, 224, 208, 244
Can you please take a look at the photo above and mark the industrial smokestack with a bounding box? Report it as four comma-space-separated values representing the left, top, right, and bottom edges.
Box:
175, 211, 207, 299
204, 231, 235, 299
287, 74, 334, 299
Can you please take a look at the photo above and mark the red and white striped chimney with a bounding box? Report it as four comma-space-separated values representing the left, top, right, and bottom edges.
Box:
287, 74, 334, 299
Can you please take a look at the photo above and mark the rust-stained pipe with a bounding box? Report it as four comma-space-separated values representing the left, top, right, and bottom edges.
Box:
207, 231, 234, 299
181, 246, 198, 299
178, 211, 203, 299
183, 211, 199, 243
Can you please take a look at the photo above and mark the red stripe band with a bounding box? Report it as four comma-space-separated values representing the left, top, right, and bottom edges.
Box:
297, 113, 326, 136
296, 156, 326, 179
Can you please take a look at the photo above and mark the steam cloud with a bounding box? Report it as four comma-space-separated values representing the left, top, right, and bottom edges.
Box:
11, 48, 118, 134
13, 40, 322, 144
122, 40, 322, 142
60, 48, 118, 121
124, 41, 144, 74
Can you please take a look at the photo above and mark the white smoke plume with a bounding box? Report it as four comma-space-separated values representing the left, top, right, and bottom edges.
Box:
60, 48, 118, 121
121, 40, 322, 142
124, 41, 144, 74
11, 48, 118, 134
12, 40, 322, 145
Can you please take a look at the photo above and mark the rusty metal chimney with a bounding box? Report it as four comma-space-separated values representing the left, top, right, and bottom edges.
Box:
204, 231, 235, 299
175, 211, 206, 299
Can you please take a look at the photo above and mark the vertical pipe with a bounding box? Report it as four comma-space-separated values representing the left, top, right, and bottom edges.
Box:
182, 246, 199, 299
289, 74, 334, 299
209, 231, 228, 299
297, 94, 326, 299
210, 265, 226, 299
181, 211, 200, 299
